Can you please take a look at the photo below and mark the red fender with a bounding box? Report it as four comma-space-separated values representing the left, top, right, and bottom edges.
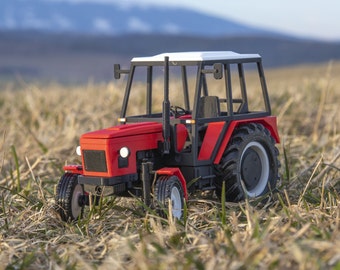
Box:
63, 164, 83, 175
155, 167, 188, 201
214, 116, 280, 164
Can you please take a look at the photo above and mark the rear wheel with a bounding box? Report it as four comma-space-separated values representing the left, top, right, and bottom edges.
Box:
215, 123, 279, 202
154, 175, 184, 219
55, 173, 85, 222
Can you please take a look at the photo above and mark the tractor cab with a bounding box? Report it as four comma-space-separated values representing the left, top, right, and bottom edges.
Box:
115, 51, 277, 171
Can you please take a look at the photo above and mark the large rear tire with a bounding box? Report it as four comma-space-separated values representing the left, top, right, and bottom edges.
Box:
215, 123, 280, 202
55, 173, 85, 222
154, 175, 184, 219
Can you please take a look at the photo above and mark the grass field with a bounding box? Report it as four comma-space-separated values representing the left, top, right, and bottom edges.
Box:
0, 62, 339, 269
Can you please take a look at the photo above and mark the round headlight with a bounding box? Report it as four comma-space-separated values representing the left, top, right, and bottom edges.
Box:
76, 146, 82, 156
119, 147, 130, 158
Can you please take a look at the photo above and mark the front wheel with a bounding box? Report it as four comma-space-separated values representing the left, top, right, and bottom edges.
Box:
55, 173, 85, 222
215, 123, 280, 202
154, 175, 185, 219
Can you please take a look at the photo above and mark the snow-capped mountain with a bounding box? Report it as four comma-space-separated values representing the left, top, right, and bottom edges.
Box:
2, 0, 339, 83
0, 0, 275, 37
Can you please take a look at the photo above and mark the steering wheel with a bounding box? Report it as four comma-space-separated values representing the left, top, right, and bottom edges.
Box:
170, 105, 189, 118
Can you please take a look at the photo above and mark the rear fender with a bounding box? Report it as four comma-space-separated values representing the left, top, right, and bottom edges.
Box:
214, 116, 280, 164
155, 167, 188, 201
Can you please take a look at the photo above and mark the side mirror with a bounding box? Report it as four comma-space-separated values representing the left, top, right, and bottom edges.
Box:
114, 64, 130, 79
213, 63, 223, 79
114, 64, 121, 79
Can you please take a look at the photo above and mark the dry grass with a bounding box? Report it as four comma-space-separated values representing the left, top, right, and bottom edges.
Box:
0, 62, 339, 269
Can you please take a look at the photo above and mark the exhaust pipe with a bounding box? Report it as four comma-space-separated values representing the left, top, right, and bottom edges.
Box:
162, 56, 171, 154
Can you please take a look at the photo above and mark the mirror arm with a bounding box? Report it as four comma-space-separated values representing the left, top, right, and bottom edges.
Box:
114, 64, 130, 79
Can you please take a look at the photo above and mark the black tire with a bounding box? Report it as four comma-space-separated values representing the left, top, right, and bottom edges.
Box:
55, 173, 85, 222
215, 123, 280, 202
154, 175, 184, 219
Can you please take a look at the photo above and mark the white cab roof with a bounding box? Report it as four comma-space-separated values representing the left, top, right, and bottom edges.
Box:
131, 51, 261, 62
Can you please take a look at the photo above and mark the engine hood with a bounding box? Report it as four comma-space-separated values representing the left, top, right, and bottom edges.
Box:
81, 122, 163, 139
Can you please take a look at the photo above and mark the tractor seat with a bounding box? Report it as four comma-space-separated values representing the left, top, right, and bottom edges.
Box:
197, 96, 220, 118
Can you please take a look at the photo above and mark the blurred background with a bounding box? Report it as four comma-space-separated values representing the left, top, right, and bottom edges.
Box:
1, 0, 340, 84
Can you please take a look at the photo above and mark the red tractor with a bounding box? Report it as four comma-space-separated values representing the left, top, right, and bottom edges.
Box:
55, 51, 280, 221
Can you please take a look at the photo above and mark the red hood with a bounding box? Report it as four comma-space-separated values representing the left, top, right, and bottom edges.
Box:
81, 122, 163, 139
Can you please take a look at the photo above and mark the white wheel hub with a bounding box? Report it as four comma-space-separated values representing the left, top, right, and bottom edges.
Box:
240, 141, 270, 197
170, 186, 182, 219
71, 184, 84, 218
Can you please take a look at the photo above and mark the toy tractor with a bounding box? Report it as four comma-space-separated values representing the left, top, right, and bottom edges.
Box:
55, 51, 280, 221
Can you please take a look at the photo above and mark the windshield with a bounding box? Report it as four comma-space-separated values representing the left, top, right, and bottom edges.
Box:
124, 65, 198, 117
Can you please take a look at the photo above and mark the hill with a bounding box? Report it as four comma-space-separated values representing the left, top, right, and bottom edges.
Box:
1, 31, 340, 83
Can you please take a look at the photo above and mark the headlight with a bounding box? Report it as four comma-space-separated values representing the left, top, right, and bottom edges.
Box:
119, 147, 130, 158
76, 146, 82, 156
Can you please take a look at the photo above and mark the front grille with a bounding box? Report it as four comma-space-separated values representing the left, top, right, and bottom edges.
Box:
83, 150, 108, 172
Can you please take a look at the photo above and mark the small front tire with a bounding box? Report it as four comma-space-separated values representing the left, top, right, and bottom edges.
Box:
55, 173, 85, 222
154, 175, 185, 219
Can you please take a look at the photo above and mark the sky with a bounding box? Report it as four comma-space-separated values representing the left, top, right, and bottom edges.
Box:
56, 0, 340, 41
